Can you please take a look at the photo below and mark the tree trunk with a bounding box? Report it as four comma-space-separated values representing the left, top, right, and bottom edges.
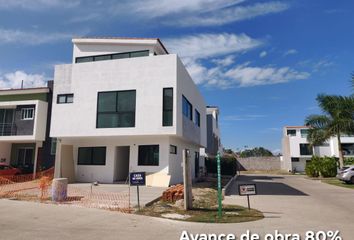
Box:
337, 134, 344, 168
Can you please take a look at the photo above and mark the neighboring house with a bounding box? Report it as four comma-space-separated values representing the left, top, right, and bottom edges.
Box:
51, 37, 207, 187
0, 83, 55, 174
200, 106, 223, 158
281, 126, 354, 172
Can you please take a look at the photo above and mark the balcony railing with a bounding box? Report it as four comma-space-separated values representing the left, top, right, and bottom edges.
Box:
0, 123, 17, 136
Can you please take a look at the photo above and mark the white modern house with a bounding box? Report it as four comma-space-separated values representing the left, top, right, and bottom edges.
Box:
51, 37, 207, 187
281, 126, 354, 172
200, 106, 223, 157
0, 85, 55, 174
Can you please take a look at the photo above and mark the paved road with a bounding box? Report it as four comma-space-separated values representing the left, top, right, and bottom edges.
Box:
0, 175, 353, 240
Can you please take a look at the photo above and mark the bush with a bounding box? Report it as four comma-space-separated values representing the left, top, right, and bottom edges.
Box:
305, 156, 338, 178
205, 156, 237, 176
344, 157, 354, 166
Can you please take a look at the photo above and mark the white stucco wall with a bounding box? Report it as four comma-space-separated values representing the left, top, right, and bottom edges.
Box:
0, 142, 11, 164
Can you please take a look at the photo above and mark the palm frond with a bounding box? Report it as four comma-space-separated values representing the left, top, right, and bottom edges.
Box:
305, 114, 331, 128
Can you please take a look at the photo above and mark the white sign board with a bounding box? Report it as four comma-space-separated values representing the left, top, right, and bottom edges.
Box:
238, 184, 257, 196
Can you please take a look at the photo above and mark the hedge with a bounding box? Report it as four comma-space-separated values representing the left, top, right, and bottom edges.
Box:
305, 156, 338, 178
205, 156, 237, 176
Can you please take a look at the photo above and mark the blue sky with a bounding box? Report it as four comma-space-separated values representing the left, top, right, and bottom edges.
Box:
0, 0, 353, 153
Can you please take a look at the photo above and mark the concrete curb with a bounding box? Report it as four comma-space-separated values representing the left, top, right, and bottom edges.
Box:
222, 174, 239, 197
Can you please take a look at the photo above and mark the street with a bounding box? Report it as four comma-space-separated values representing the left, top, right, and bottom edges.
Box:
0, 175, 353, 240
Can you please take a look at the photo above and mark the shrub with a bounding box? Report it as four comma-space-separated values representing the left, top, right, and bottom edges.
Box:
305, 156, 338, 178
344, 157, 354, 166
205, 156, 237, 176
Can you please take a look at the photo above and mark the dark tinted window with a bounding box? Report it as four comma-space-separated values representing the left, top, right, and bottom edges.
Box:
300, 144, 313, 155
195, 109, 200, 127
138, 145, 159, 166
78, 147, 106, 165
182, 95, 193, 121
163, 88, 173, 126
57, 94, 74, 104
76, 50, 149, 63
287, 129, 296, 136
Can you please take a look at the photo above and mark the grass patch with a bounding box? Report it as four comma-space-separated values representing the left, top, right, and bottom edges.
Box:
321, 178, 354, 189
136, 177, 263, 223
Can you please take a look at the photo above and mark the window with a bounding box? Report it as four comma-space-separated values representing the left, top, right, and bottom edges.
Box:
163, 88, 173, 126
57, 94, 74, 104
97, 90, 136, 128
78, 147, 106, 165
138, 145, 159, 166
182, 95, 193, 121
195, 109, 200, 127
291, 157, 300, 162
21, 108, 34, 120
300, 129, 308, 138
287, 129, 296, 136
216, 112, 219, 129
75, 50, 149, 63
300, 144, 313, 155
170, 145, 177, 154
50, 138, 57, 155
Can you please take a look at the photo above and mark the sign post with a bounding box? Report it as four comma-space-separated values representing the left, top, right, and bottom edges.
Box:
238, 184, 257, 210
216, 152, 222, 218
129, 172, 146, 210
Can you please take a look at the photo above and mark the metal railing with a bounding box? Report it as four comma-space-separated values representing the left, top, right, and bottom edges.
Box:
0, 123, 17, 136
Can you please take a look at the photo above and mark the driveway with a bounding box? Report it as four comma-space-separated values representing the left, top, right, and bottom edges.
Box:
0, 175, 352, 240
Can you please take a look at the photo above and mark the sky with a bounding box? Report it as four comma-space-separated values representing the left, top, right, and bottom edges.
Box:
0, 0, 353, 154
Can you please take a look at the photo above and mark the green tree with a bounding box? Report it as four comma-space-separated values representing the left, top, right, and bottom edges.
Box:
305, 94, 354, 168
240, 147, 273, 157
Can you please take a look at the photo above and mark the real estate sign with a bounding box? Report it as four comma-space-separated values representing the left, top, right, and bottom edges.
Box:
238, 184, 257, 196
130, 172, 146, 186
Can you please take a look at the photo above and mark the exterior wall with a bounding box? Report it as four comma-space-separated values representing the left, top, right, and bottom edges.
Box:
14, 105, 35, 136
176, 57, 207, 147
0, 142, 11, 164
237, 157, 281, 171
51, 55, 179, 138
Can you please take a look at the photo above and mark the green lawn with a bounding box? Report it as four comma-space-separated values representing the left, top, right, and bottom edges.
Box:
321, 178, 354, 189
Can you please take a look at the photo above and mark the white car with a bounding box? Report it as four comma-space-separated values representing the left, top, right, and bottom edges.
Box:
336, 165, 354, 184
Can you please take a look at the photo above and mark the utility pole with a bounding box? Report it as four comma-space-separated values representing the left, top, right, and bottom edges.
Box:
183, 149, 193, 210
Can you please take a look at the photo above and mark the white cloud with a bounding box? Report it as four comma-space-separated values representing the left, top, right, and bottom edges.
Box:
127, 0, 244, 18
0, 28, 88, 45
284, 49, 298, 56
212, 55, 236, 67
165, 33, 263, 59
0, 0, 80, 10
0, 71, 47, 89
259, 51, 267, 58
173, 1, 290, 27
224, 64, 310, 87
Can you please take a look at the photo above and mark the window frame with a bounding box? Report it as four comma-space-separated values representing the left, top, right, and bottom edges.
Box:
287, 129, 296, 136
291, 157, 300, 162
50, 138, 57, 155
75, 50, 150, 64
170, 145, 177, 154
299, 143, 313, 156
96, 90, 136, 128
195, 109, 200, 127
162, 88, 173, 126
182, 95, 193, 121
77, 147, 106, 166
138, 145, 159, 166
21, 108, 34, 120
57, 94, 74, 104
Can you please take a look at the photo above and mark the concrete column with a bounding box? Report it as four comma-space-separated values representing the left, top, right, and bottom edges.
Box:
32, 141, 42, 179
54, 139, 62, 178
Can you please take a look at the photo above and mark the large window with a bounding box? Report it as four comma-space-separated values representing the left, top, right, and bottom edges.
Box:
182, 95, 193, 121
300, 144, 313, 155
57, 94, 74, 104
195, 109, 200, 127
287, 129, 296, 136
97, 90, 136, 128
78, 147, 106, 165
76, 50, 149, 63
300, 129, 308, 138
138, 145, 159, 166
163, 88, 173, 126
50, 138, 57, 155
21, 108, 34, 120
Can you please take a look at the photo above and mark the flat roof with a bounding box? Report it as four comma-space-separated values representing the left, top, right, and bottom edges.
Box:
0, 87, 49, 95
72, 37, 169, 54
284, 126, 309, 129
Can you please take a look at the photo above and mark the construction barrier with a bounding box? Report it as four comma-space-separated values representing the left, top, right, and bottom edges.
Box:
0, 168, 131, 213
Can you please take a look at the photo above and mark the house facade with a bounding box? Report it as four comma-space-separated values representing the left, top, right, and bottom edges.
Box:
200, 106, 222, 157
51, 37, 207, 187
281, 126, 354, 172
0, 83, 55, 174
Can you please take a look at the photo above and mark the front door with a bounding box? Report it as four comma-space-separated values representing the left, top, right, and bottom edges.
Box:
17, 148, 34, 173
195, 152, 200, 178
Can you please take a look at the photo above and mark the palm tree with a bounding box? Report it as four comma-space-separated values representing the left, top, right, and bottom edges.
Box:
305, 94, 354, 168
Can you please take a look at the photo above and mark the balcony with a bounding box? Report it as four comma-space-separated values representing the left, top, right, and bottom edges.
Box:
0, 123, 17, 136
